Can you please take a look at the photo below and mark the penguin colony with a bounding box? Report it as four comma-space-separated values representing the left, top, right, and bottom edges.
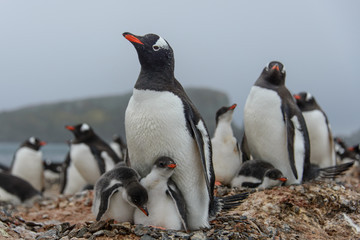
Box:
0, 32, 357, 232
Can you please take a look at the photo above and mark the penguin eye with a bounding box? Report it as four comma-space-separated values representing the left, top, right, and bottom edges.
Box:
152, 45, 160, 51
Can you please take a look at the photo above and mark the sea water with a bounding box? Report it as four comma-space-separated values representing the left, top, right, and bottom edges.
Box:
0, 142, 69, 167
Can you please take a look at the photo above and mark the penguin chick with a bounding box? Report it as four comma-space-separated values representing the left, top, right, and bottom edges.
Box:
231, 160, 287, 189
11, 137, 46, 192
92, 165, 148, 223
211, 104, 242, 186
134, 157, 188, 231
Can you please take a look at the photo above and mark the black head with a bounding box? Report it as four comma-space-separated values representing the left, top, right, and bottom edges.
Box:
22, 137, 46, 151
259, 61, 286, 86
294, 92, 319, 111
65, 123, 95, 142
123, 32, 174, 71
215, 104, 237, 125
126, 181, 149, 216
264, 168, 287, 182
154, 156, 177, 170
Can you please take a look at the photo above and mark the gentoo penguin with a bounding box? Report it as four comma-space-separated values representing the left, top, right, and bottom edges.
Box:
294, 92, 336, 168
59, 151, 88, 195
123, 32, 215, 230
334, 137, 358, 164
211, 104, 242, 185
92, 165, 148, 222
134, 157, 188, 231
0, 171, 41, 206
65, 123, 122, 185
231, 159, 287, 189
10, 137, 46, 192
348, 144, 360, 162
242, 61, 311, 185
109, 134, 127, 160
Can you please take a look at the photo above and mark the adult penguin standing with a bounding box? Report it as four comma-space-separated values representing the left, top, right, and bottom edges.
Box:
123, 32, 215, 230
242, 61, 311, 184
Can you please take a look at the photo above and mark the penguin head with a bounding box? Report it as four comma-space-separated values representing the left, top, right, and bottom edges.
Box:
125, 181, 149, 216
123, 32, 174, 71
23, 136, 46, 151
294, 92, 319, 111
215, 104, 237, 126
260, 61, 286, 86
262, 168, 287, 188
153, 156, 177, 178
65, 123, 95, 142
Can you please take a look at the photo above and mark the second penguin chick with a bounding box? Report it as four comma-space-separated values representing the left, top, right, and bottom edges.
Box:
231, 160, 287, 189
134, 157, 188, 231
92, 165, 148, 223
211, 104, 242, 185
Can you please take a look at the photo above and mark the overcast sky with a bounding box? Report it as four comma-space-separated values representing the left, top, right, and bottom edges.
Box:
0, 1, 359, 135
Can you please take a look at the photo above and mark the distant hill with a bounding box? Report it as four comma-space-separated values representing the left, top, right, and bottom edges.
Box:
0, 88, 243, 143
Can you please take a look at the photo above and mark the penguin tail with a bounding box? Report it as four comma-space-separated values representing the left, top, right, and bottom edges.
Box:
209, 192, 249, 220
318, 161, 354, 179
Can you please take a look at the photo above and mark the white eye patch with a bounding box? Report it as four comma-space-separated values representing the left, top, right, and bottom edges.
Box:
29, 136, 36, 145
81, 123, 90, 132
153, 37, 169, 50
306, 92, 313, 101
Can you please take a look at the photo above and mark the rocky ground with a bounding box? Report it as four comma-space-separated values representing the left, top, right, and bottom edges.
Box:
0, 165, 359, 240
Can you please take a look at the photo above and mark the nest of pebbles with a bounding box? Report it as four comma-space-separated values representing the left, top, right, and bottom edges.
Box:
0, 166, 359, 240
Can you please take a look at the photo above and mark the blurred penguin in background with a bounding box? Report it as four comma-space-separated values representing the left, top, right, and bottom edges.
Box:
10, 137, 46, 192
294, 92, 336, 168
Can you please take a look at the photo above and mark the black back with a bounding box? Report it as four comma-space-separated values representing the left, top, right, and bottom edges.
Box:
0, 172, 41, 202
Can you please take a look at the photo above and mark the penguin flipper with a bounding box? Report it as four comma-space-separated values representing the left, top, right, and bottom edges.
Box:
89, 145, 106, 175
166, 179, 188, 231
59, 152, 71, 194
96, 182, 123, 221
187, 115, 212, 200
95, 140, 123, 164
282, 107, 299, 179
241, 132, 251, 162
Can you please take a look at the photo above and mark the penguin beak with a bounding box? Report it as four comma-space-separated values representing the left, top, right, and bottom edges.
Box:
294, 94, 301, 100
278, 177, 287, 182
348, 147, 355, 151
138, 206, 149, 216
123, 32, 144, 45
229, 104, 237, 110
271, 64, 280, 71
167, 163, 177, 169
65, 125, 75, 131
40, 141, 47, 146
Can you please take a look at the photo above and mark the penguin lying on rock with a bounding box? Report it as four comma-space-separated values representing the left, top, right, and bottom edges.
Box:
0, 172, 41, 206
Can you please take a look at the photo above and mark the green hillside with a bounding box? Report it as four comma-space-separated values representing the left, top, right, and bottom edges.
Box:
0, 88, 243, 143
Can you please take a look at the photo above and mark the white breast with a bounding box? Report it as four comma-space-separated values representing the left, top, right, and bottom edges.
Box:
134, 172, 182, 230
303, 110, 335, 167
62, 161, 87, 195
11, 147, 44, 191
70, 143, 101, 185
125, 89, 209, 229
211, 122, 242, 185
244, 86, 300, 184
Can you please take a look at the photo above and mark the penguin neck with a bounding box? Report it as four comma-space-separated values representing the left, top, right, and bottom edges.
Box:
214, 120, 234, 139
141, 168, 171, 190
135, 66, 176, 91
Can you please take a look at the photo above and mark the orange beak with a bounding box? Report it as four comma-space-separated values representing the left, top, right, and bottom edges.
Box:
272, 65, 280, 71
229, 104, 237, 110
65, 125, 75, 131
278, 177, 287, 182
40, 141, 47, 146
123, 33, 144, 45
294, 94, 301, 100
138, 206, 149, 216
168, 163, 177, 169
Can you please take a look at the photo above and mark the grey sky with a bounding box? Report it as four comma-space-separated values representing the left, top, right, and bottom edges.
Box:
0, 1, 359, 135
